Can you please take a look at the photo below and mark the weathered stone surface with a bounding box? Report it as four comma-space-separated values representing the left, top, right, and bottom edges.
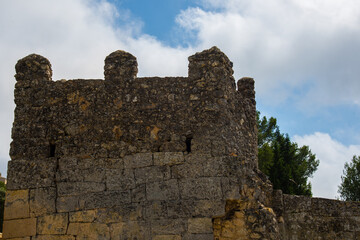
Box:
83, 190, 132, 209
14, 54, 52, 83
153, 152, 184, 166
4, 189, 29, 220
193, 200, 225, 217
134, 165, 170, 184
2, 218, 37, 238
144, 201, 168, 219
69, 210, 97, 222
179, 178, 222, 200
124, 153, 153, 169
57, 182, 106, 196
33, 236, 75, 240
57, 168, 106, 183
221, 177, 241, 199
110, 221, 150, 240
146, 179, 179, 201
30, 187, 56, 216
95, 205, 143, 223
57, 190, 132, 212
183, 233, 214, 240
166, 200, 195, 218
67, 223, 110, 239
56, 195, 80, 212
188, 218, 213, 234
153, 235, 181, 240
4, 237, 31, 240
104, 50, 138, 83
277, 195, 360, 239
7, 159, 56, 190
37, 213, 69, 235
106, 168, 135, 190
131, 184, 146, 202
151, 219, 187, 235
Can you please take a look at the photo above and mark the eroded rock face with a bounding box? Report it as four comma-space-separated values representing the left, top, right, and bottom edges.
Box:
4, 47, 360, 240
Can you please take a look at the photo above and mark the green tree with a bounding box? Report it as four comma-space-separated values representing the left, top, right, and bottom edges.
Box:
257, 111, 319, 196
0, 181, 6, 232
338, 155, 360, 201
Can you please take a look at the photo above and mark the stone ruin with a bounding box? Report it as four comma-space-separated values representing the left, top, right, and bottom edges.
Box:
3, 47, 360, 239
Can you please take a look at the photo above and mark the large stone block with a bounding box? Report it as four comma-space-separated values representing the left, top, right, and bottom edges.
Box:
193, 200, 225, 217
144, 201, 168, 219
146, 179, 179, 201
221, 177, 240, 199
283, 194, 311, 213
153, 235, 181, 240
33, 236, 75, 240
7, 159, 56, 190
167, 200, 195, 218
106, 168, 135, 191
95, 205, 143, 223
3, 237, 31, 240
57, 190, 132, 212
56, 168, 106, 183
188, 218, 213, 234
171, 162, 203, 179
134, 165, 170, 184
58, 157, 78, 171
183, 233, 214, 240
30, 187, 56, 217
67, 222, 110, 239
2, 218, 37, 238
37, 213, 69, 235
179, 178, 222, 200
57, 195, 81, 212
151, 219, 186, 235
124, 153, 153, 168
153, 152, 184, 166
110, 221, 150, 240
70, 210, 97, 223
83, 190, 132, 209
57, 182, 106, 196
131, 184, 146, 202
4, 189, 29, 220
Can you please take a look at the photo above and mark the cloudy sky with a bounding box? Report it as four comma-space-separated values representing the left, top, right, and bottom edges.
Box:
1, 0, 360, 199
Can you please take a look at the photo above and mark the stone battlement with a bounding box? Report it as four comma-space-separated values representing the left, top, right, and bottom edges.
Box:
10, 47, 257, 164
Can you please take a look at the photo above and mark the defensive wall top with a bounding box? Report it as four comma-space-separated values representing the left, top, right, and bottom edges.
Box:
11, 47, 257, 164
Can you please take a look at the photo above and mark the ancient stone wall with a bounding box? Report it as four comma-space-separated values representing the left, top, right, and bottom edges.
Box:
275, 194, 360, 239
3, 47, 360, 240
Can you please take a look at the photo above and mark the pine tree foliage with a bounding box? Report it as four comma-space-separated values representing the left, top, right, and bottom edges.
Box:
257, 111, 319, 196
338, 156, 360, 201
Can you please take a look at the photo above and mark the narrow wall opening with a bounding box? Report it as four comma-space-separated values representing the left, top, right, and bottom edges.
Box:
49, 142, 56, 157
186, 136, 192, 153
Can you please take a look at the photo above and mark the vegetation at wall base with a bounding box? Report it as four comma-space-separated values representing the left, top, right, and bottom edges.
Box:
257, 111, 319, 196
338, 155, 360, 201
0, 181, 5, 232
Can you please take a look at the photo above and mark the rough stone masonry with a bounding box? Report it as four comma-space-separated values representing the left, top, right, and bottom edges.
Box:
3, 47, 360, 239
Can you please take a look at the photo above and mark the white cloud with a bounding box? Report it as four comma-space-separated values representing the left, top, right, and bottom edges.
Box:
293, 132, 360, 199
177, 0, 360, 106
